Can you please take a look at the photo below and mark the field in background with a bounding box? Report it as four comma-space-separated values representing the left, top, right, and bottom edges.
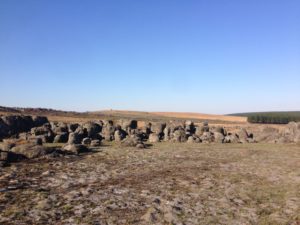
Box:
0, 106, 247, 125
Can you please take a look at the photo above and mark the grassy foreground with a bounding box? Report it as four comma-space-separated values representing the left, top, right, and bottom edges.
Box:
0, 142, 299, 224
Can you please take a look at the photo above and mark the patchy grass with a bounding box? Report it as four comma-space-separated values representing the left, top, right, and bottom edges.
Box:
0, 143, 299, 224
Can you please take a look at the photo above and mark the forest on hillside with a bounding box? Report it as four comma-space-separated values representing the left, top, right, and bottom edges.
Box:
230, 112, 300, 124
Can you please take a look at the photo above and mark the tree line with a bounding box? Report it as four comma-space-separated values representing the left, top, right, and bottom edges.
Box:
230, 112, 300, 124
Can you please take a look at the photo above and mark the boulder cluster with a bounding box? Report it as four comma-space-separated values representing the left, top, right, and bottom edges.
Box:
255, 122, 300, 143
2, 114, 300, 167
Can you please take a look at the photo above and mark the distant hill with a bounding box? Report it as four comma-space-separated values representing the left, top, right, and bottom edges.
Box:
0, 106, 246, 124
230, 111, 300, 124
90, 110, 247, 123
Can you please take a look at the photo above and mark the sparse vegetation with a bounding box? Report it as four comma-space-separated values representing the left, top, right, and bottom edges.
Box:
0, 142, 299, 224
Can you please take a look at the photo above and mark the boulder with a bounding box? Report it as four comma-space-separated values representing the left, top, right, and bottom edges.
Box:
172, 129, 187, 142
102, 120, 115, 141
114, 129, 126, 142
200, 132, 214, 143
32, 116, 49, 127
82, 137, 92, 145
31, 125, 54, 143
90, 139, 101, 147
185, 120, 196, 135
150, 123, 166, 135
11, 144, 53, 159
213, 132, 225, 143
224, 134, 240, 143
149, 133, 160, 143
0, 150, 26, 166
236, 128, 250, 143
53, 132, 69, 143
254, 127, 280, 143
68, 132, 82, 144
163, 126, 170, 141
187, 136, 195, 143
62, 144, 90, 155
121, 136, 145, 148
83, 122, 102, 139
68, 123, 79, 133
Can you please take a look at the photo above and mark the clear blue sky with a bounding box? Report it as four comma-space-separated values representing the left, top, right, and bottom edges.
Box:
0, 0, 299, 114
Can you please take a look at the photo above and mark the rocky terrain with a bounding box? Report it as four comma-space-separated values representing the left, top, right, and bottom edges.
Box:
0, 142, 299, 224
0, 114, 300, 224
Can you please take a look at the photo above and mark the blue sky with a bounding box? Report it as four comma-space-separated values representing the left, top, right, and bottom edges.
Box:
0, 0, 299, 114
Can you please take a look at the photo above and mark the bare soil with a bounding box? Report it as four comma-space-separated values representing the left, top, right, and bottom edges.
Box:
1, 142, 299, 225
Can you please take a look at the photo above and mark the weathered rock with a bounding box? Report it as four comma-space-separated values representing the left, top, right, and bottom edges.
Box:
200, 132, 214, 143
90, 139, 101, 147
172, 129, 187, 142
82, 137, 92, 145
62, 144, 90, 155
149, 133, 160, 143
68, 123, 79, 133
32, 116, 49, 127
68, 132, 82, 144
224, 134, 240, 143
187, 136, 195, 143
0, 150, 26, 162
254, 127, 280, 143
102, 120, 115, 141
83, 122, 102, 139
281, 122, 300, 143
213, 132, 225, 143
53, 132, 69, 143
163, 126, 170, 141
11, 144, 53, 159
236, 128, 250, 143
150, 123, 166, 135
185, 120, 196, 135
121, 136, 144, 148
0, 141, 16, 151
31, 125, 54, 143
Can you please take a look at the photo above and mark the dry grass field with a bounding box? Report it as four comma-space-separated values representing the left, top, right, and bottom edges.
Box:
1, 142, 299, 225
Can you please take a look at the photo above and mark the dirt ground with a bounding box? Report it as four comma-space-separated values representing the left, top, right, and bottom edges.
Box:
0, 142, 299, 225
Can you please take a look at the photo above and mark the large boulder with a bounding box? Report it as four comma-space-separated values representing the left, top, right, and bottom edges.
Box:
149, 133, 160, 143
62, 144, 90, 155
53, 132, 69, 143
281, 122, 300, 143
150, 123, 166, 135
185, 120, 196, 135
114, 129, 127, 142
31, 125, 54, 143
213, 132, 225, 143
120, 120, 138, 133
32, 116, 49, 127
254, 127, 280, 143
200, 132, 214, 143
121, 136, 145, 148
68, 123, 79, 133
172, 129, 187, 142
90, 139, 101, 147
224, 134, 240, 143
52, 122, 68, 134
0, 150, 26, 166
163, 126, 170, 141
102, 120, 115, 141
82, 137, 92, 145
236, 128, 250, 143
11, 144, 53, 159
83, 122, 102, 139
68, 132, 82, 144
